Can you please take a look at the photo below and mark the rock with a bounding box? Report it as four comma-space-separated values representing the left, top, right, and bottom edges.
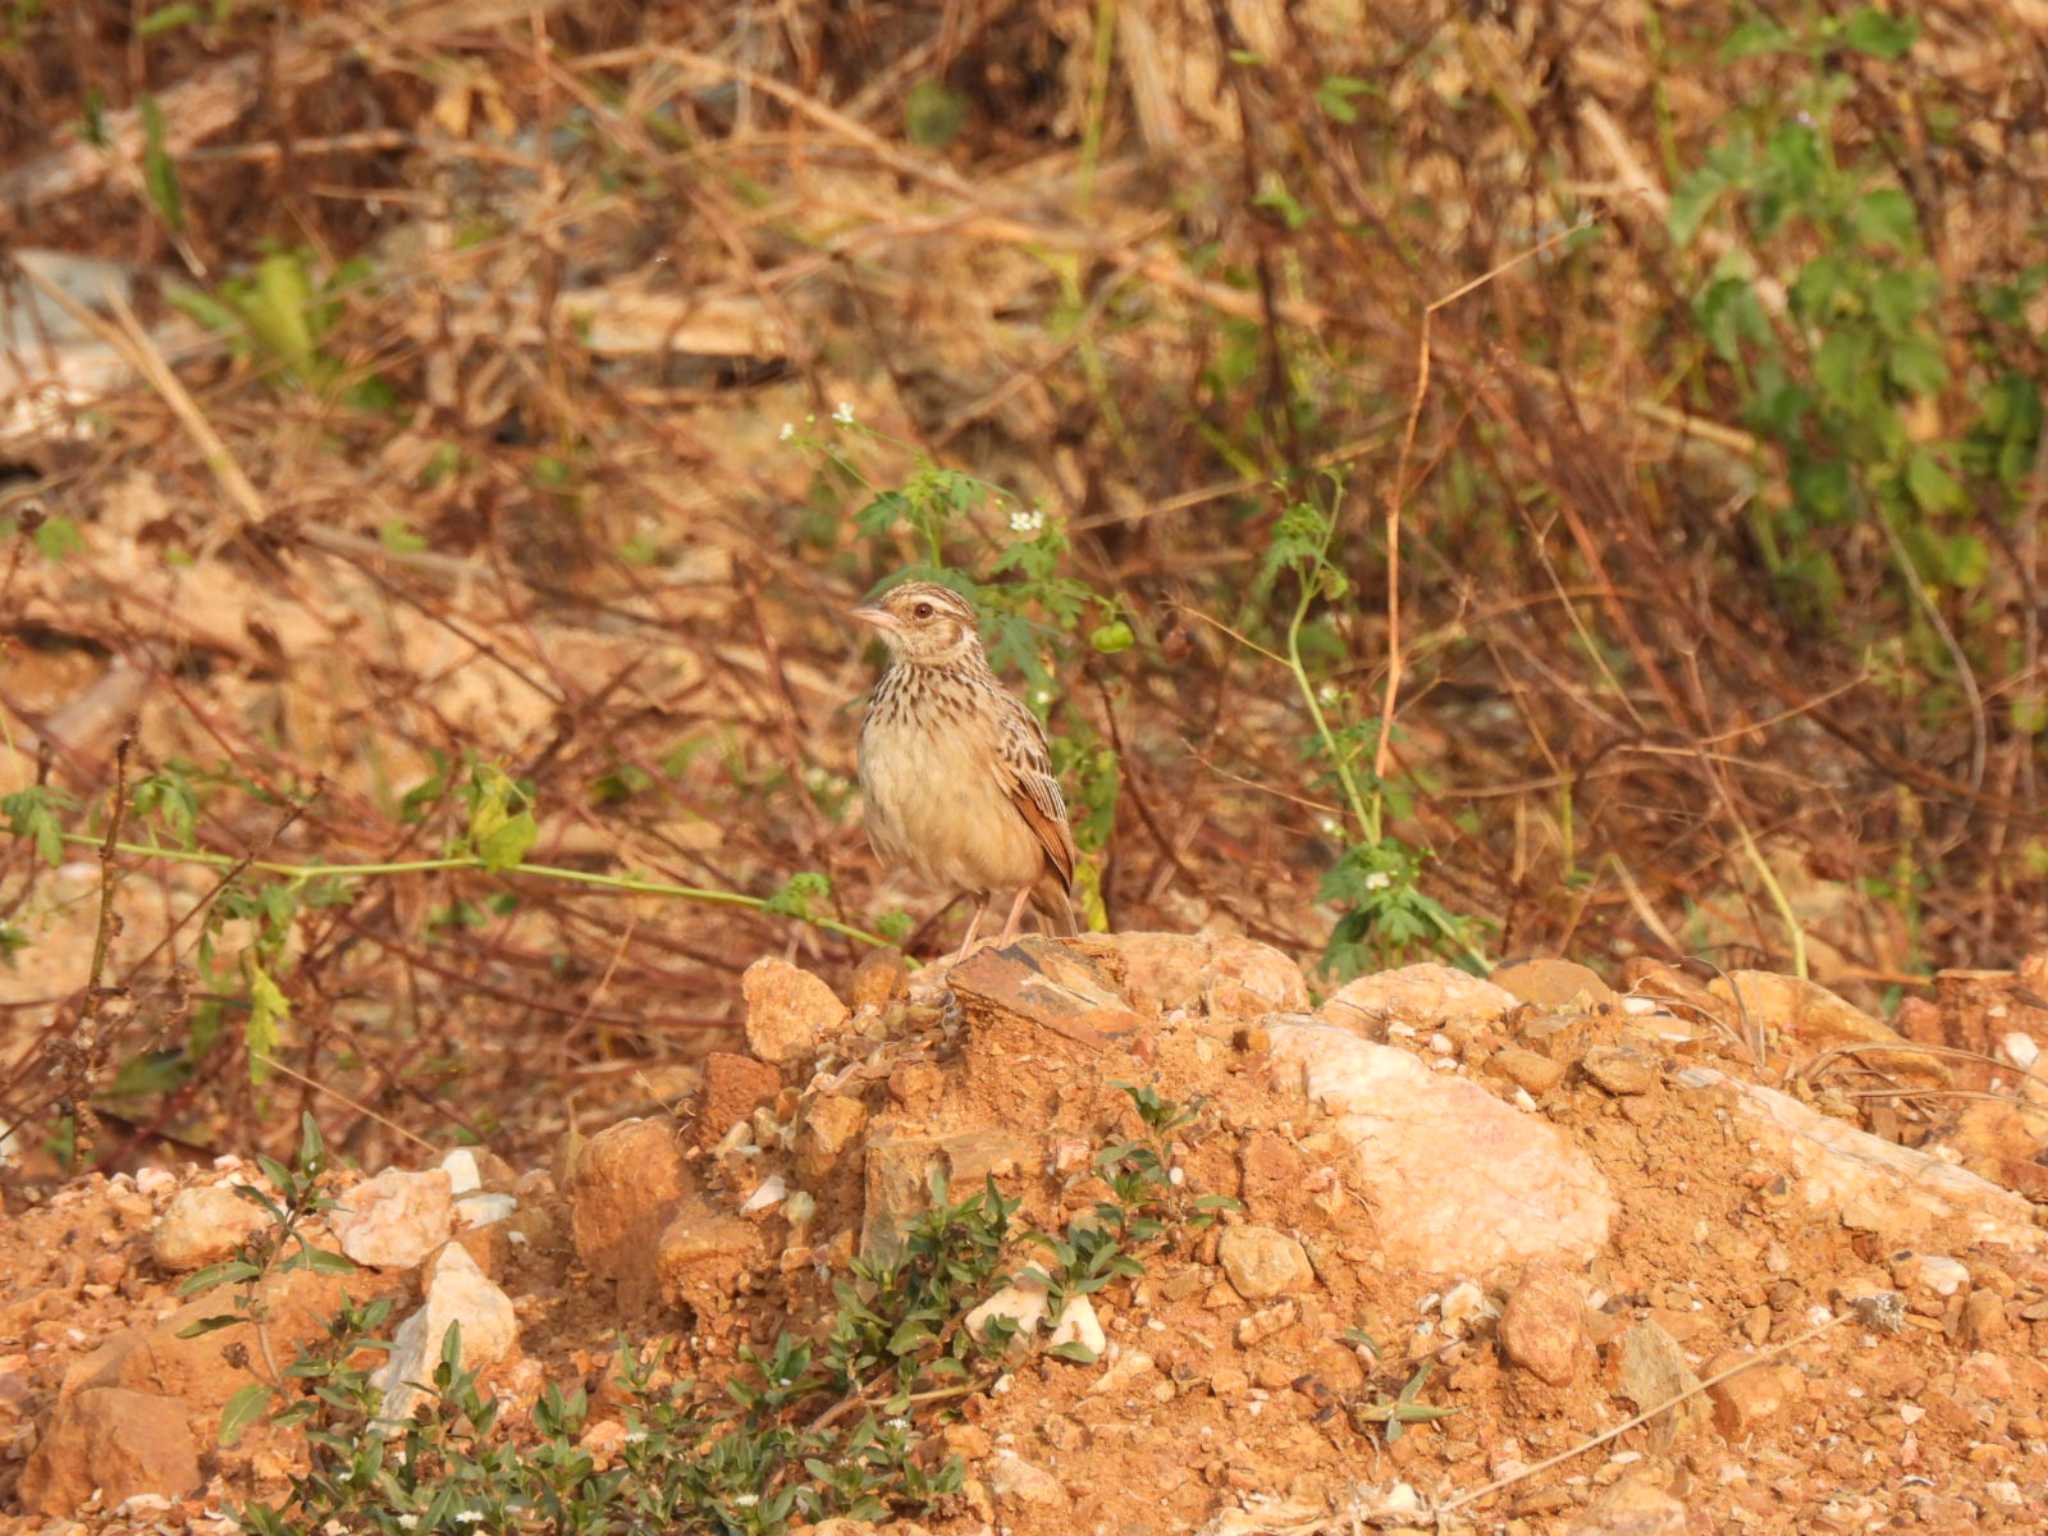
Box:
1617, 1321, 1708, 1447
1960, 1289, 2008, 1347
1069, 931, 1212, 1014
1439, 1279, 1490, 1335
440, 1148, 483, 1195
948, 939, 1143, 1050
456, 1192, 517, 1230
1926, 1096, 2048, 1189
654, 1197, 760, 1316
987, 1450, 1068, 1507
1493, 959, 1615, 1010
1581, 1044, 1657, 1096
18, 1387, 201, 1515
1677, 1066, 2042, 1251
1319, 964, 1518, 1033
1890, 1252, 1970, 1296
1202, 936, 1311, 1019
850, 948, 909, 1009
331, 1167, 455, 1269
1490, 1046, 1566, 1097
699, 1053, 784, 1148
1709, 972, 1949, 1085
569, 1118, 689, 1311
371, 1245, 517, 1424
1266, 1020, 1614, 1275
1217, 1225, 1313, 1300
1499, 1260, 1585, 1385
150, 1184, 267, 1271
1702, 1350, 1804, 1436
796, 1094, 869, 1174
1048, 1295, 1105, 1357
965, 1275, 1051, 1349
741, 956, 848, 1064
1956, 1350, 2016, 1402
860, 1127, 1032, 1264
1566, 1472, 1688, 1535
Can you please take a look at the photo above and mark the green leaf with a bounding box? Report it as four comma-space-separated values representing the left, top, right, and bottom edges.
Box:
1886, 334, 1946, 397
468, 765, 537, 871
1668, 167, 1725, 249
139, 95, 183, 233
1721, 16, 1793, 58
379, 517, 427, 554
138, 3, 200, 35
1088, 621, 1134, 655
1904, 449, 1964, 515
218, 1383, 273, 1447
245, 957, 289, 1082
176, 1313, 246, 1339
1047, 1341, 1099, 1365
1850, 188, 1917, 250
1313, 75, 1377, 124
1839, 7, 1917, 59
179, 1258, 261, 1296
905, 79, 966, 148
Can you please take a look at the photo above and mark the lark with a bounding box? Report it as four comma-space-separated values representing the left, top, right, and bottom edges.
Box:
852, 581, 1078, 959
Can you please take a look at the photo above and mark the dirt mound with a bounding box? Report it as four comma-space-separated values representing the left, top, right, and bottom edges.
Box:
4, 937, 2047, 1533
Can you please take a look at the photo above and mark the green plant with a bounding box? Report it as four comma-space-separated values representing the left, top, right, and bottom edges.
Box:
1257, 476, 1486, 979
167, 249, 393, 408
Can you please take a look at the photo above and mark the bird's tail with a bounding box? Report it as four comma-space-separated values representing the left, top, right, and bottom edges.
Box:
1030, 872, 1080, 938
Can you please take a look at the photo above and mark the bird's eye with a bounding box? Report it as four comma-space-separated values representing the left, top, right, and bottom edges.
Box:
913, 602, 933, 620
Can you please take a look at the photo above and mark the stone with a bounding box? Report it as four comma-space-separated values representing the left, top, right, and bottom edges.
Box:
1091, 1348, 1158, 1396
741, 956, 847, 1064
965, 1275, 1051, 1349
654, 1198, 759, 1316
456, 1192, 517, 1230
1319, 964, 1518, 1033
331, 1167, 456, 1270
860, 1127, 1032, 1264
1068, 931, 1212, 1014
569, 1118, 690, 1312
1617, 1321, 1708, 1447
1217, 1225, 1313, 1300
440, 1148, 483, 1195
948, 939, 1143, 1049
370, 1245, 517, 1424
850, 948, 909, 1009
1490, 1046, 1566, 1097
796, 1094, 869, 1175
1566, 1472, 1687, 1536
1709, 971, 1949, 1085
987, 1450, 1068, 1506
18, 1387, 200, 1515
150, 1183, 267, 1271
1890, 1252, 1970, 1296
1493, 959, 1615, 1010
1960, 1289, 2008, 1347
1499, 1259, 1585, 1385
1702, 1350, 1805, 1436
1581, 1044, 1657, 1096
1267, 1020, 1614, 1275
1048, 1295, 1105, 1357
700, 1053, 784, 1147
1676, 1066, 2043, 1251
1202, 935, 1311, 1019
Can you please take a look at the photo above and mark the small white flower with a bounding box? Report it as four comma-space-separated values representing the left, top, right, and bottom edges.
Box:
1031, 688, 1053, 707
398, 1519, 419, 1531
1318, 816, 1342, 838
1363, 871, 1392, 891
732, 1494, 760, 1509
1008, 507, 1046, 534
778, 421, 794, 441
454, 1512, 484, 1525
625, 1430, 648, 1443
832, 401, 855, 425
1317, 682, 1340, 704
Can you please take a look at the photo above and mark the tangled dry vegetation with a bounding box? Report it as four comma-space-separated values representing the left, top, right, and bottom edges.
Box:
0, 0, 2043, 1258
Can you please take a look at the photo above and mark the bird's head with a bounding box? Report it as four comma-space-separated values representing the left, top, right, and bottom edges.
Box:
850, 580, 983, 668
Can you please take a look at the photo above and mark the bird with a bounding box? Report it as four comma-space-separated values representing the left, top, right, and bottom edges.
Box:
851, 579, 1079, 960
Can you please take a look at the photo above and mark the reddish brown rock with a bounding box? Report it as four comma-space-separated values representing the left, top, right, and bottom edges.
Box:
1702, 1350, 1805, 1436
1710, 971, 1948, 1086
1202, 935, 1310, 1019
699, 1052, 784, 1147
849, 948, 909, 1010
569, 1118, 689, 1311
1493, 959, 1615, 1009
1499, 1259, 1586, 1386
1491, 1046, 1566, 1097
1320, 964, 1518, 1034
655, 1196, 761, 1317
19, 1387, 201, 1515
741, 956, 848, 1064
1217, 1225, 1313, 1299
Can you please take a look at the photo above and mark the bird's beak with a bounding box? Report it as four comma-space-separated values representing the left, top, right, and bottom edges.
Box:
850, 604, 898, 633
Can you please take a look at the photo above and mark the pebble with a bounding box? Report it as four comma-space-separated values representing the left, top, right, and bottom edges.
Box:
1580, 1044, 1657, 1096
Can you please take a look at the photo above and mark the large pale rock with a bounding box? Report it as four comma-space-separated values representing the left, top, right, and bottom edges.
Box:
18, 1387, 201, 1515
1498, 1259, 1586, 1386
1217, 1225, 1313, 1299
1567, 1473, 1688, 1536
150, 1183, 267, 1271
331, 1167, 455, 1269
1319, 965, 1518, 1033
1201, 936, 1311, 1019
741, 956, 848, 1064
1710, 971, 1948, 1084
1677, 1067, 2042, 1250
1065, 930, 1309, 1019
1267, 1020, 1613, 1275
1492, 959, 1615, 1009
569, 1118, 690, 1311
370, 1245, 517, 1425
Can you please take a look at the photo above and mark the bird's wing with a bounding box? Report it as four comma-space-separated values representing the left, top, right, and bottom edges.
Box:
993, 692, 1079, 891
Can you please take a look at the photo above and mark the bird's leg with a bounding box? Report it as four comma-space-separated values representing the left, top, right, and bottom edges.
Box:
953, 892, 992, 962
993, 883, 1034, 947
